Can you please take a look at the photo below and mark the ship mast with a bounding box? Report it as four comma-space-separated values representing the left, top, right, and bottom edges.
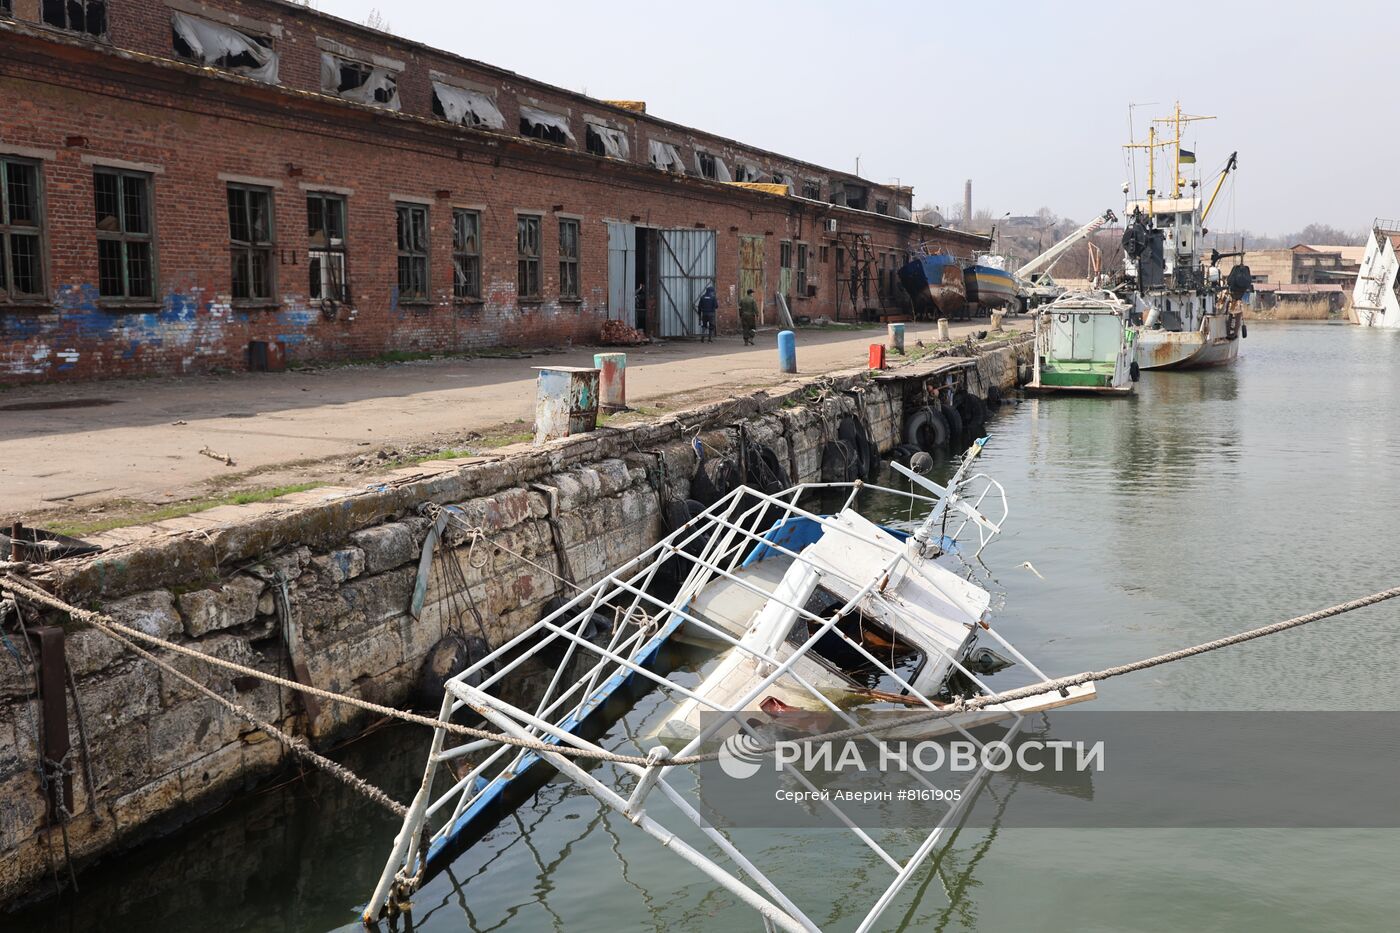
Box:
1154, 101, 1215, 198
1123, 125, 1170, 219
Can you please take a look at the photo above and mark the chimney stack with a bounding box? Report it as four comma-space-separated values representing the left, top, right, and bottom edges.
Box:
963, 180, 973, 227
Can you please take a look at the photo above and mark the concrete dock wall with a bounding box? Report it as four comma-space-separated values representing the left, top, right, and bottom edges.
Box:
0, 338, 1029, 905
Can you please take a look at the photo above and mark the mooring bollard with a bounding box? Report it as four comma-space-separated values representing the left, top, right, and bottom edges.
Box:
593, 352, 628, 412
990, 310, 1005, 333
868, 344, 887, 370
937, 318, 951, 342
777, 330, 797, 374
887, 322, 905, 354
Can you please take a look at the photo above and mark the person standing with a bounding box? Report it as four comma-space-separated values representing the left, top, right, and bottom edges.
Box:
738, 288, 758, 345
696, 284, 718, 343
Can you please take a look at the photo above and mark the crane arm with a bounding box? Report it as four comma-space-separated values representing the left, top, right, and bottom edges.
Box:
1015, 209, 1118, 279
1200, 151, 1238, 228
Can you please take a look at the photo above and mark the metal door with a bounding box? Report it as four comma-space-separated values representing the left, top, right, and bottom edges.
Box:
1071, 313, 1096, 360
738, 235, 765, 324
657, 228, 716, 337
606, 221, 635, 322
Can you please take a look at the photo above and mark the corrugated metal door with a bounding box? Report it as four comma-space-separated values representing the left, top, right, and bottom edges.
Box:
657, 228, 716, 337
606, 221, 636, 322
738, 235, 765, 324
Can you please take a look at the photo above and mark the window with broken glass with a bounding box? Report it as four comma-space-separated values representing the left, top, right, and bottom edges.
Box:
172, 13, 277, 82
307, 193, 348, 304
697, 152, 718, 180
452, 209, 481, 301
585, 126, 607, 157
802, 181, 821, 199
396, 203, 429, 304
42, 0, 106, 37
875, 199, 889, 215
516, 214, 541, 299
1, 157, 45, 304
322, 54, 399, 108
779, 240, 792, 270
227, 184, 274, 303
558, 218, 580, 300
94, 168, 155, 302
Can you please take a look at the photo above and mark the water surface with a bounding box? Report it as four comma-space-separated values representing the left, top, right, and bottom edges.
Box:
13, 322, 1400, 933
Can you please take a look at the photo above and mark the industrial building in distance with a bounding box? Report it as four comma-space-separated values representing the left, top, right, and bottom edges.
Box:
0, 0, 984, 383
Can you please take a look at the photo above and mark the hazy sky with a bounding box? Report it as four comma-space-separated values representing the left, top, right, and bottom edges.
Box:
317, 0, 1388, 236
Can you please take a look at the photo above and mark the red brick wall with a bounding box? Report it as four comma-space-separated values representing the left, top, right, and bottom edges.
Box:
0, 23, 976, 383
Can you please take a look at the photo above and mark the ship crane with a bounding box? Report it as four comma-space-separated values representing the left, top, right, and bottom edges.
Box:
1016, 209, 1119, 281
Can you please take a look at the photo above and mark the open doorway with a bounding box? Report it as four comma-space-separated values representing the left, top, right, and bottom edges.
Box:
634, 228, 651, 333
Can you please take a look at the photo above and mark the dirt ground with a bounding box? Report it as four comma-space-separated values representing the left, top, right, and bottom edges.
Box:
1, 319, 1018, 533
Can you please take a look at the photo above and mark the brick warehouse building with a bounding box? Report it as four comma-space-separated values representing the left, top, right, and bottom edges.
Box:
0, 0, 985, 384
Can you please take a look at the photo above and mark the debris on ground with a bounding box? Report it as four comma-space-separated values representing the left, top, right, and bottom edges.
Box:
198, 447, 235, 466
599, 320, 648, 346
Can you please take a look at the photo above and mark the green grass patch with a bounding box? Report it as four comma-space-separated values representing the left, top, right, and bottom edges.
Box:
52, 482, 323, 537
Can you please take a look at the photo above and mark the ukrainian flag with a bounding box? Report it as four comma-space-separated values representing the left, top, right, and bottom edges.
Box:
1178, 148, 1196, 164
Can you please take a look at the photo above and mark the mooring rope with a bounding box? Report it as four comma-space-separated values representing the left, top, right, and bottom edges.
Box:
5, 574, 1399, 769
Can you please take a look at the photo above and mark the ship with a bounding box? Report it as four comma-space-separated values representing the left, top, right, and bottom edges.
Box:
1351, 221, 1400, 328
897, 251, 969, 319
963, 254, 1021, 313
1120, 102, 1251, 369
1025, 291, 1138, 395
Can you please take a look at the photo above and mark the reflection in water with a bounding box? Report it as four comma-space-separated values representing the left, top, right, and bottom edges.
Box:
10, 323, 1400, 933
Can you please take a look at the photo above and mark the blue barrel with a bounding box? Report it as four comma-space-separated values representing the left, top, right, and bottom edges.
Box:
777, 330, 797, 374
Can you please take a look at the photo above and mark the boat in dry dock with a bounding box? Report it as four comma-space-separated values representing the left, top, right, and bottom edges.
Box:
366, 438, 1096, 932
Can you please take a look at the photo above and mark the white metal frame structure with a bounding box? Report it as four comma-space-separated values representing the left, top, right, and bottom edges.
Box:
365, 445, 1093, 931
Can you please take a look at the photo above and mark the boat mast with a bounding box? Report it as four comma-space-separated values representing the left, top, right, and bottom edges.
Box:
1154, 101, 1215, 199
1123, 127, 1169, 220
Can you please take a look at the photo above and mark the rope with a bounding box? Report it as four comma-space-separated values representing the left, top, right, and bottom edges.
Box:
4, 573, 1397, 769
2, 579, 407, 818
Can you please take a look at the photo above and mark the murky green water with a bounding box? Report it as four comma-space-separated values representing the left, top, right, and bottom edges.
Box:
12, 322, 1400, 932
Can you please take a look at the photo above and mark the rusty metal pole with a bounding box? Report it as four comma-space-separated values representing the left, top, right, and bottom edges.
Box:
10, 521, 23, 562
32, 627, 73, 822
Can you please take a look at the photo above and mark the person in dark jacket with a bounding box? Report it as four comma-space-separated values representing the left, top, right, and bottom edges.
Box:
696, 285, 718, 342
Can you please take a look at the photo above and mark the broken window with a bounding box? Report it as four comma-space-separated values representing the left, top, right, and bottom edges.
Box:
558, 218, 579, 300
732, 162, 763, 183
94, 168, 155, 302
42, 0, 106, 37
432, 82, 505, 130
227, 184, 274, 303
647, 140, 686, 175
320, 53, 399, 110
516, 214, 540, 299
780, 240, 792, 270
844, 185, 868, 211
896, 204, 912, 220
307, 192, 348, 304
519, 107, 574, 146
1, 1, 11, 15
802, 181, 821, 200
1, 157, 45, 303
452, 208, 481, 301
772, 172, 795, 191
396, 203, 429, 304
819, 245, 829, 264
172, 12, 278, 84
585, 123, 629, 160
796, 243, 808, 296
875, 199, 889, 215
695, 151, 732, 182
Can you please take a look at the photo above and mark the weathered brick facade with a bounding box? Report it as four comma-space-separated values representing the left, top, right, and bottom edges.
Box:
0, 0, 985, 383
